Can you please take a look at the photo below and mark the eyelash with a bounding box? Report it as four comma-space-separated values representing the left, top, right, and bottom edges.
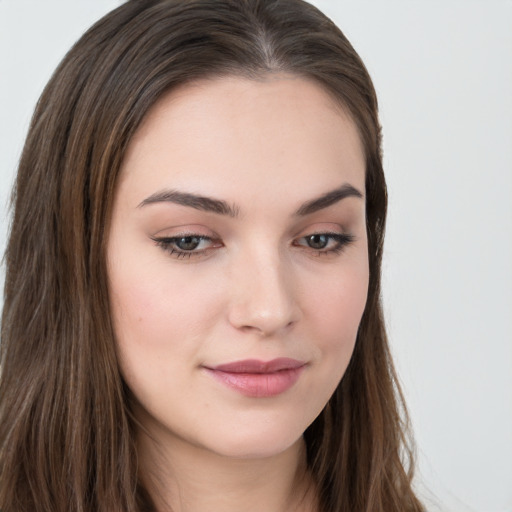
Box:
151, 232, 355, 259
151, 234, 219, 259
293, 232, 355, 256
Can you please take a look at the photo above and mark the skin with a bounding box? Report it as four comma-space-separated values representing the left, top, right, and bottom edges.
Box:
107, 74, 369, 512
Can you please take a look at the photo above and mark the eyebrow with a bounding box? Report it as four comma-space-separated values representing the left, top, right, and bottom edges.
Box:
294, 183, 363, 216
138, 189, 239, 217
137, 183, 363, 217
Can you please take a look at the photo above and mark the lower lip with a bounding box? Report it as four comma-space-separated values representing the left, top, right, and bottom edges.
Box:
204, 367, 305, 398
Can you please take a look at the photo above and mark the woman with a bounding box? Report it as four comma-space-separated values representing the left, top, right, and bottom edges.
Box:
0, 0, 424, 511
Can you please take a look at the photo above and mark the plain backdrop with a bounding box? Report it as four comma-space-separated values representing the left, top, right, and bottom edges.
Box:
1, 1, 511, 511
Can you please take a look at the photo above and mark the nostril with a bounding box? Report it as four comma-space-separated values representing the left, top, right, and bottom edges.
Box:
226, 255, 302, 336
237, 319, 296, 337
227, 294, 301, 337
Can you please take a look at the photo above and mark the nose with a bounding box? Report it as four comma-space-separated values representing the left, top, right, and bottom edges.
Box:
227, 248, 302, 337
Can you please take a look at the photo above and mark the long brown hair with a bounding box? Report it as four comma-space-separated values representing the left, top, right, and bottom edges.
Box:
0, 1, 423, 511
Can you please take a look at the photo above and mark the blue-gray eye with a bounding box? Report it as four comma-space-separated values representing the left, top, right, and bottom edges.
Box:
306, 234, 329, 249
176, 236, 201, 251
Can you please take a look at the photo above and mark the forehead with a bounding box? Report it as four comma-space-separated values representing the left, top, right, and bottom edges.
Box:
118, 74, 365, 206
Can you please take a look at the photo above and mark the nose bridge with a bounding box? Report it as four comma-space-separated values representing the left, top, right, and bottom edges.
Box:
228, 241, 300, 336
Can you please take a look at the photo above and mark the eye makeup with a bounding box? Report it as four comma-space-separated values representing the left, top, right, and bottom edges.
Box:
151, 233, 222, 259
294, 232, 355, 256
151, 230, 355, 260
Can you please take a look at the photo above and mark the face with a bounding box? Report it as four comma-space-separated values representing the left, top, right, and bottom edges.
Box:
107, 75, 368, 460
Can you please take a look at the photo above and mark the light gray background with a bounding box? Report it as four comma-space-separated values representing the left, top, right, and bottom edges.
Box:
1, 1, 511, 511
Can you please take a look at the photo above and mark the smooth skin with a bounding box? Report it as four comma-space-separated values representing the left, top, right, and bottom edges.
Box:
107, 74, 369, 512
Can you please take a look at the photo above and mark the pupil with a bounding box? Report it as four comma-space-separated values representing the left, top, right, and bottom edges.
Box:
308, 234, 328, 249
177, 236, 200, 251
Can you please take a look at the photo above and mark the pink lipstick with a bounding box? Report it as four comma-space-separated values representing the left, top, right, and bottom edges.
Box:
203, 358, 306, 398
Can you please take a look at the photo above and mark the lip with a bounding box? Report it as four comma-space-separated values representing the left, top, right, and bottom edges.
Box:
203, 358, 306, 398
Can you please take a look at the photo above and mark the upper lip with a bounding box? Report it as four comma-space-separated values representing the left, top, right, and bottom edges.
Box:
208, 358, 306, 374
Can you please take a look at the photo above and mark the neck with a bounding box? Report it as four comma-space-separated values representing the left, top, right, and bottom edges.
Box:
137, 429, 317, 512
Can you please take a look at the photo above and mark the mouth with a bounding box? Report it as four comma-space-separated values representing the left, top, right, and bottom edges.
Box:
203, 358, 307, 398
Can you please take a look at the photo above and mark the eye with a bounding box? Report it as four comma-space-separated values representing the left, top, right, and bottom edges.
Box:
174, 236, 202, 251
295, 232, 355, 255
304, 234, 331, 250
151, 234, 222, 259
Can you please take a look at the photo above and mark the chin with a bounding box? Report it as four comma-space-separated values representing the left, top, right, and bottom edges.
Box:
207, 434, 304, 460
193, 418, 308, 460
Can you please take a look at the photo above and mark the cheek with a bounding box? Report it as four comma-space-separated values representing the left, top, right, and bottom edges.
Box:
109, 255, 219, 347
108, 266, 212, 406
306, 257, 369, 362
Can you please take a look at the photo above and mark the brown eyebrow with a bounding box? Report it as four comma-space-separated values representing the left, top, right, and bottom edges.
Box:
294, 183, 363, 216
138, 183, 363, 217
138, 189, 239, 217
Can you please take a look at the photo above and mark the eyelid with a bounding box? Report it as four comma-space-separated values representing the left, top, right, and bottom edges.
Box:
293, 230, 355, 255
151, 231, 223, 260
150, 224, 356, 260
151, 223, 217, 238
292, 220, 356, 255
